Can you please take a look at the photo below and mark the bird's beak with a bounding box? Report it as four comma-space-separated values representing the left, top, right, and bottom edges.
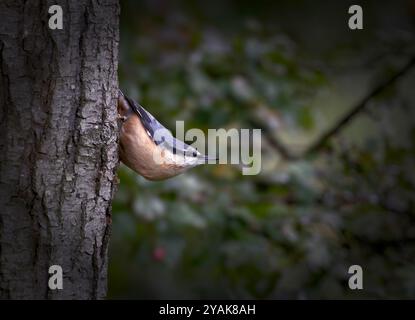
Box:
198, 155, 218, 164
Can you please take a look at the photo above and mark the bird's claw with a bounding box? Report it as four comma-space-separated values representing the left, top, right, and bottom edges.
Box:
117, 114, 128, 122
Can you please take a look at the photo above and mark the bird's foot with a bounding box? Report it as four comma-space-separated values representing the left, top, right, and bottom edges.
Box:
117, 114, 128, 122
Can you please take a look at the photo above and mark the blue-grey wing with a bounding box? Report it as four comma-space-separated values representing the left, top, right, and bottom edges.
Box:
124, 95, 166, 145
123, 93, 196, 156
168, 137, 197, 157
157, 133, 197, 157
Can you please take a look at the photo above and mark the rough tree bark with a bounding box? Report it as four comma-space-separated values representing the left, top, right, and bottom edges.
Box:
0, 0, 119, 299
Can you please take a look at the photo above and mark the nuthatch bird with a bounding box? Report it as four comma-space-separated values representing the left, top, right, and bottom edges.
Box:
117, 90, 216, 180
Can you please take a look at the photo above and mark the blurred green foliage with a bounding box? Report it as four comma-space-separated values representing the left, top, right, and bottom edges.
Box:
109, 0, 415, 299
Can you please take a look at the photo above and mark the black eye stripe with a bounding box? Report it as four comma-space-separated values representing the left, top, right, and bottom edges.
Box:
172, 148, 197, 157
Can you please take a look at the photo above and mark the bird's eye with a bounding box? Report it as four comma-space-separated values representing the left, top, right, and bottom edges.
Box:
192, 151, 197, 157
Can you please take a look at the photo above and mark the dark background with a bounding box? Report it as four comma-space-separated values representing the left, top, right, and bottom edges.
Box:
109, 0, 415, 299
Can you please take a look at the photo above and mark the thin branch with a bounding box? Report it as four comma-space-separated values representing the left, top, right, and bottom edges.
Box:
254, 56, 415, 160
248, 118, 296, 160
304, 56, 415, 157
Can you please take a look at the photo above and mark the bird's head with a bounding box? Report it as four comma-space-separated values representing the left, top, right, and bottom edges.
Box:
156, 140, 217, 170
183, 147, 218, 167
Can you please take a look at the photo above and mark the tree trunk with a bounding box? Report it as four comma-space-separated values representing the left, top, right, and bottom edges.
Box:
0, 0, 119, 299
